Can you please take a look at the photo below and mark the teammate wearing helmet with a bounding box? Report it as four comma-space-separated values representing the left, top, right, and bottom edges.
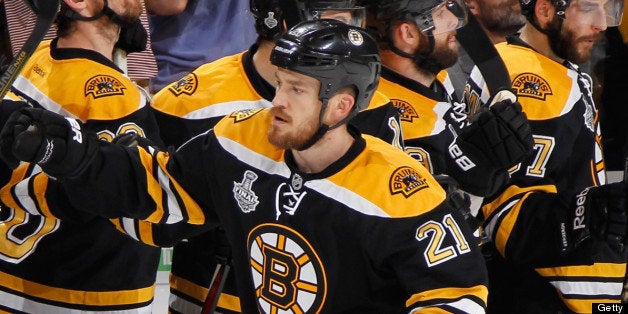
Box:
0, 0, 163, 312
362, 1, 532, 209
463, 0, 627, 312
144, 1, 402, 312
0, 19, 490, 313
0, 1, 398, 313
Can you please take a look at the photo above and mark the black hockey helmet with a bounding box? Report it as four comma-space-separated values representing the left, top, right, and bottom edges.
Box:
372, 0, 468, 35
271, 19, 381, 113
250, 0, 366, 40
519, 0, 623, 27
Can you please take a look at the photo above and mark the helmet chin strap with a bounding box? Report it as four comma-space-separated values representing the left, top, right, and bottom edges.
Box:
296, 98, 354, 151
65, 0, 135, 27
388, 31, 442, 74
296, 99, 330, 151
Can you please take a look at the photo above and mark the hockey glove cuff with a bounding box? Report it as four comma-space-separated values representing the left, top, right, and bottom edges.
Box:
560, 182, 628, 254
115, 19, 147, 53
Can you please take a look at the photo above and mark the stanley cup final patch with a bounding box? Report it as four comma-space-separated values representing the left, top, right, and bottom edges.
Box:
233, 170, 260, 213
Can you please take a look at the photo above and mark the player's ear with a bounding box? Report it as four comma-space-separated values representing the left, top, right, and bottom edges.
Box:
337, 93, 356, 117
535, 0, 554, 26
325, 89, 356, 125
393, 21, 421, 52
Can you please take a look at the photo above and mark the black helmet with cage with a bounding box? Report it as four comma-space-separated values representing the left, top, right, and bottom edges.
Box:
519, 0, 623, 29
369, 0, 468, 37
270, 19, 381, 149
250, 0, 366, 41
362, 0, 468, 74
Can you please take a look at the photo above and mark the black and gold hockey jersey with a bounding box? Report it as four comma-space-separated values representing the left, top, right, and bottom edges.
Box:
144, 45, 403, 313
138, 46, 400, 313
44, 107, 489, 313
0, 39, 161, 312
464, 36, 625, 313
152, 45, 402, 149
378, 67, 464, 176
150, 46, 273, 314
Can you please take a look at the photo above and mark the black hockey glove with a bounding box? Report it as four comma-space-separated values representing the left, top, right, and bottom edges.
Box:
0, 100, 28, 129
560, 182, 628, 254
0, 107, 98, 179
446, 99, 533, 196
115, 19, 147, 53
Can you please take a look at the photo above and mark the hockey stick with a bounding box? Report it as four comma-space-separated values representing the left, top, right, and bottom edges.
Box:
201, 228, 233, 314
0, 0, 61, 99
201, 261, 231, 314
455, 7, 515, 105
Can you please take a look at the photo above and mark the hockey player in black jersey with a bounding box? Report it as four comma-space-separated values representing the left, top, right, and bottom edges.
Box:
147, 1, 402, 312
0, 19, 490, 313
0, 0, 163, 312
463, 0, 627, 312
360, 0, 533, 214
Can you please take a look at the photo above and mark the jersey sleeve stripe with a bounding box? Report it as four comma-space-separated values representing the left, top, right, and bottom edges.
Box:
32, 173, 53, 217
482, 184, 557, 257
409, 297, 486, 314
407, 285, 487, 313
534, 262, 626, 308
136, 147, 206, 225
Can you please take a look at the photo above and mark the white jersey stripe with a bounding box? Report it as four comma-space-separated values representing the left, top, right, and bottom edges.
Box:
183, 99, 272, 120
410, 297, 486, 314
549, 280, 624, 297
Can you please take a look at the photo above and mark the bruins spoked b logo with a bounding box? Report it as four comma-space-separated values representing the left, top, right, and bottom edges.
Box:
248, 224, 327, 313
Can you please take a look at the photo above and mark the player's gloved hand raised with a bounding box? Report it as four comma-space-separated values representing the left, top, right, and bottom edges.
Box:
0, 107, 98, 179
115, 19, 147, 53
446, 95, 533, 196
560, 182, 628, 255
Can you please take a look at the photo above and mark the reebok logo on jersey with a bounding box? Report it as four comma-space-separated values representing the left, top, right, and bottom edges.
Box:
512, 73, 553, 101
168, 73, 198, 96
233, 170, 260, 213
389, 166, 429, 198
229, 108, 264, 123
84, 75, 126, 99
391, 99, 419, 123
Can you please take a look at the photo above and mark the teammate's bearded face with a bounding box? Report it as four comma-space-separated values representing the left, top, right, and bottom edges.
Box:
547, 12, 603, 64
415, 5, 460, 70
426, 31, 459, 69
94, 0, 142, 40
474, 0, 525, 37
268, 69, 321, 150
